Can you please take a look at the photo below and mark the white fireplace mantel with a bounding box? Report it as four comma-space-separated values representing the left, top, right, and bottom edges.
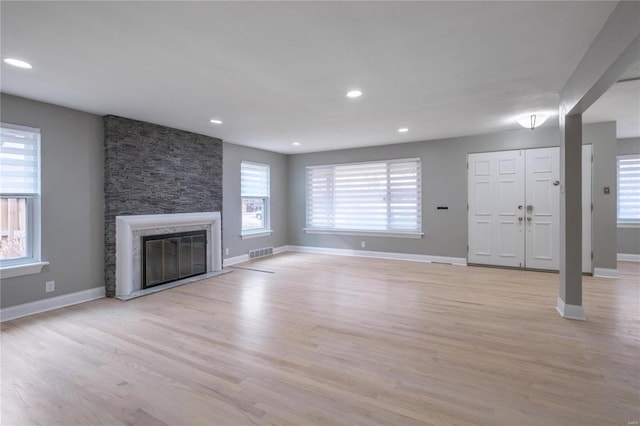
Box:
115, 212, 222, 297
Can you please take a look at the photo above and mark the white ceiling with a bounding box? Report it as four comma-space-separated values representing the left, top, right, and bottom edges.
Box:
583, 62, 640, 139
0, 1, 625, 154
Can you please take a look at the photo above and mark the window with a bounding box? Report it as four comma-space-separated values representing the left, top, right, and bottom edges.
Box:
306, 158, 422, 237
241, 161, 270, 236
617, 154, 640, 225
0, 123, 42, 269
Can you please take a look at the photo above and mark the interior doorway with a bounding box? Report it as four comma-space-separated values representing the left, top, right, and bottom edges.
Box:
468, 145, 592, 272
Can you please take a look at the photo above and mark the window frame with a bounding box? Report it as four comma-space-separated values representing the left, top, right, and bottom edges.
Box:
304, 157, 423, 238
0, 123, 47, 277
617, 153, 640, 227
240, 161, 272, 238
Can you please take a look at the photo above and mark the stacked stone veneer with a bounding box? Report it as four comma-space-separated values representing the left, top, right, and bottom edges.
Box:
104, 115, 222, 297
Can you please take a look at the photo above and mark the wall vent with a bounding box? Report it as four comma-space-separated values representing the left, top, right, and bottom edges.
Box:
249, 247, 273, 260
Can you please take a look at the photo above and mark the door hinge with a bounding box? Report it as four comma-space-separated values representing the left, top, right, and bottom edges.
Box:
467, 162, 469, 169
591, 154, 594, 162
467, 204, 469, 211
591, 203, 593, 212
591, 252, 593, 260
467, 245, 469, 252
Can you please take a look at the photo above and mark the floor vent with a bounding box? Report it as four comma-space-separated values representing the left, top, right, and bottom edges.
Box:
249, 247, 273, 259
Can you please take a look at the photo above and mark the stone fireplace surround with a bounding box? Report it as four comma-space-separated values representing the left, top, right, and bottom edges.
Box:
104, 115, 222, 297
115, 212, 222, 298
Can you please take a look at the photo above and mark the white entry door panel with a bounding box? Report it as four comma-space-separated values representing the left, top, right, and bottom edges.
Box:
468, 146, 592, 272
468, 150, 525, 267
524, 147, 560, 270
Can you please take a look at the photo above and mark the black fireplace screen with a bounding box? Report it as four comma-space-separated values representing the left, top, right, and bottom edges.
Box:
142, 230, 207, 289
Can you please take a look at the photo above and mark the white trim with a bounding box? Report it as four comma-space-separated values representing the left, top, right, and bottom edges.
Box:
240, 230, 273, 239
618, 253, 640, 262
304, 229, 424, 239
593, 267, 619, 278
115, 212, 222, 297
224, 244, 467, 268
223, 245, 289, 267
617, 222, 640, 228
0, 261, 49, 279
223, 253, 249, 267
0, 286, 104, 322
555, 297, 585, 321
306, 157, 421, 170
287, 245, 467, 266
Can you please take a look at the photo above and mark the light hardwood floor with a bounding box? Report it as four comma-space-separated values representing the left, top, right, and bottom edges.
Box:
1, 253, 638, 426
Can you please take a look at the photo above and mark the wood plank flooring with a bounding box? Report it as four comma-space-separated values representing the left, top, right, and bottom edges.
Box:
1, 253, 638, 425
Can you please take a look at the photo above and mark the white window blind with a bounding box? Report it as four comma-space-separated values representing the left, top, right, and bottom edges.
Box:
617, 154, 640, 222
306, 158, 421, 233
0, 125, 40, 197
241, 161, 270, 197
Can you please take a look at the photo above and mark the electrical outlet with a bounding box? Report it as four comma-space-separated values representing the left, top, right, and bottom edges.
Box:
225, 248, 229, 256
45, 281, 55, 293
361, 241, 366, 248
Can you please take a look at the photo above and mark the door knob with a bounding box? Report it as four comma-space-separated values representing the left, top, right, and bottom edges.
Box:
518, 217, 523, 222
526, 205, 533, 212
526, 217, 532, 221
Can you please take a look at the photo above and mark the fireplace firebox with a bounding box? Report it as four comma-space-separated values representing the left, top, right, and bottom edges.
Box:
142, 230, 207, 289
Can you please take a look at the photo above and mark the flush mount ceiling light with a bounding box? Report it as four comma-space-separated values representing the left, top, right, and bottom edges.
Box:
398, 128, 409, 133
292, 141, 301, 146
346, 89, 362, 98
209, 119, 223, 125
3, 58, 32, 69
517, 113, 548, 130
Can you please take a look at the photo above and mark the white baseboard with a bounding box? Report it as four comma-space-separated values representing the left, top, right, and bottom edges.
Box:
223, 245, 290, 267
225, 245, 467, 267
286, 245, 467, 266
0, 286, 105, 322
593, 267, 619, 279
556, 297, 585, 321
617, 253, 640, 262
223, 253, 249, 267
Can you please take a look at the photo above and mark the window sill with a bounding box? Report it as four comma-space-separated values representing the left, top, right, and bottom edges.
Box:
304, 228, 424, 239
0, 261, 49, 279
618, 222, 640, 229
241, 230, 273, 240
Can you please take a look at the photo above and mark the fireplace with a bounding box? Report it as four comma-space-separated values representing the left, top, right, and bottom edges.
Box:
142, 230, 207, 289
115, 212, 222, 298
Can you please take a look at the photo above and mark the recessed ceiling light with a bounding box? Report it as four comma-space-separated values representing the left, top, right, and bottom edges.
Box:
3, 58, 32, 69
209, 119, 223, 125
398, 128, 409, 133
346, 90, 362, 98
292, 142, 301, 146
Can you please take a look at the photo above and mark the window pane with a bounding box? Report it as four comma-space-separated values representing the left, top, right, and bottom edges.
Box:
618, 155, 640, 222
241, 162, 270, 197
242, 198, 265, 231
0, 198, 27, 260
306, 158, 421, 232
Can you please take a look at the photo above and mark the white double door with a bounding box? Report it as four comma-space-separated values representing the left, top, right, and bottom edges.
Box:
468, 146, 592, 272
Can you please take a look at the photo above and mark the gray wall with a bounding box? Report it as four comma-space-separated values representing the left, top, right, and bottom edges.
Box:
288, 128, 558, 258
104, 116, 223, 297
617, 137, 640, 255
288, 123, 618, 269
0, 93, 623, 310
583, 122, 617, 269
0, 94, 104, 308
222, 142, 288, 259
